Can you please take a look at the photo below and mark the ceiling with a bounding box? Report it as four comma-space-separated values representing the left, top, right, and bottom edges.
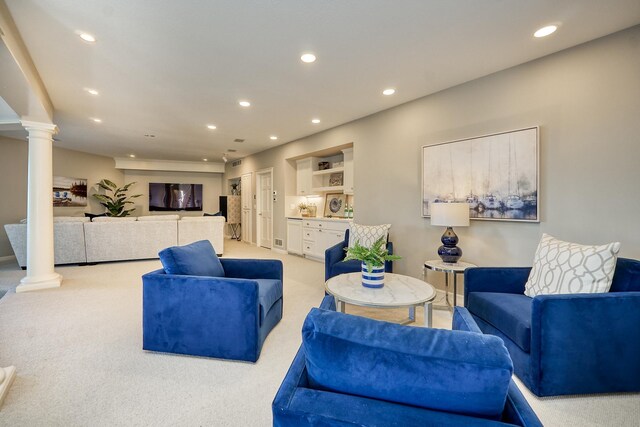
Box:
3, 0, 640, 162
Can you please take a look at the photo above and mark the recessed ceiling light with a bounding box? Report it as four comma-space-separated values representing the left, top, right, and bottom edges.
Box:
534, 25, 557, 38
301, 53, 316, 63
207, 124, 217, 130
239, 100, 251, 107
270, 136, 278, 140
129, 154, 136, 158
91, 118, 102, 123
144, 134, 155, 138
382, 88, 396, 96
311, 118, 320, 124
79, 32, 96, 43
202, 158, 208, 162
85, 88, 99, 95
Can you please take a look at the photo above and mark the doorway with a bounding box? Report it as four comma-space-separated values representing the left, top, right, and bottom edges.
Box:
240, 172, 253, 244
255, 168, 273, 249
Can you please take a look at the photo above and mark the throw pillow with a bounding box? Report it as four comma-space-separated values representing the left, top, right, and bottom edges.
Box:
524, 233, 621, 297
158, 240, 225, 277
84, 213, 107, 221
302, 308, 512, 418
348, 223, 391, 248
204, 211, 223, 217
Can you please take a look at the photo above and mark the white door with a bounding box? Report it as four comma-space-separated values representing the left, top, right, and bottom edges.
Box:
241, 173, 252, 243
256, 170, 273, 249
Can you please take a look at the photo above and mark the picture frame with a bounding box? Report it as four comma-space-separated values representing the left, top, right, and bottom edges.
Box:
422, 126, 539, 222
323, 192, 347, 217
53, 176, 88, 207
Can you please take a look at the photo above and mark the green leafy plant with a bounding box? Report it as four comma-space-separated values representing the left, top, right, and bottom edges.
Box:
92, 179, 142, 217
344, 236, 401, 274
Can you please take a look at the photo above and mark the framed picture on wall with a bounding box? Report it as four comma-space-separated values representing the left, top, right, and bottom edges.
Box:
53, 176, 88, 207
422, 126, 539, 222
324, 193, 347, 217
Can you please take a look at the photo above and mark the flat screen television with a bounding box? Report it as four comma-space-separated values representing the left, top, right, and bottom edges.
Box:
149, 183, 203, 211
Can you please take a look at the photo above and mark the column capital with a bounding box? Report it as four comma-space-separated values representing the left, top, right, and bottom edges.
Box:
21, 120, 58, 134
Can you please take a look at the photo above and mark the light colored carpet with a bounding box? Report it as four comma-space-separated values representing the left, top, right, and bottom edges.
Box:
0, 241, 637, 426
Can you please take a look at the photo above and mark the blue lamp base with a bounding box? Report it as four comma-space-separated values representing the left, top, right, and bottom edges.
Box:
438, 226, 462, 263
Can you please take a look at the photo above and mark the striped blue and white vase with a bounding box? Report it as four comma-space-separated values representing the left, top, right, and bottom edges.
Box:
361, 262, 385, 288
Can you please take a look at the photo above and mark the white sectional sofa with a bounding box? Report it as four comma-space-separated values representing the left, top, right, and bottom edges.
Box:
4, 215, 225, 268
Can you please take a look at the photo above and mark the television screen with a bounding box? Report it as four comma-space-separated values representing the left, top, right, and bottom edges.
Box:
149, 183, 203, 211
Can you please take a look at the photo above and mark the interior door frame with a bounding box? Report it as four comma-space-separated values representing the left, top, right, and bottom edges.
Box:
255, 167, 274, 249
241, 172, 253, 244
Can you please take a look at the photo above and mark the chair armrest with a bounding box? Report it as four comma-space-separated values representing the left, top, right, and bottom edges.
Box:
325, 240, 347, 281
385, 241, 394, 273
464, 267, 531, 307
220, 258, 283, 281
530, 291, 640, 395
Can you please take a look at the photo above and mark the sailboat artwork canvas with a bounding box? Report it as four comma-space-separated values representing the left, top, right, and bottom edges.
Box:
53, 176, 88, 207
422, 126, 539, 222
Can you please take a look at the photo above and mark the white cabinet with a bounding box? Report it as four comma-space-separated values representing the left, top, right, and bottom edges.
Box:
287, 219, 303, 255
301, 219, 350, 261
342, 148, 354, 195
296, 158, 313, 196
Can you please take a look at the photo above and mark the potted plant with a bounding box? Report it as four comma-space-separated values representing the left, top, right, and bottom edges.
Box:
92, 179, 142, 217
298, 202, 310, 217
344, 237, 401, 288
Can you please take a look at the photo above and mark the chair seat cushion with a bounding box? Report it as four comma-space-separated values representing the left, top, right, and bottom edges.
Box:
256, 279, 283, 322
302, 308, 513, 419
330, 259, 361, 277
467, 292, 532, 353
158, 240, 225, 277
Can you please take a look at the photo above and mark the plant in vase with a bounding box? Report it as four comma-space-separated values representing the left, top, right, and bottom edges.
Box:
344, 237, 400, 288
298, 202, 310, 217
92, 179, 142, 217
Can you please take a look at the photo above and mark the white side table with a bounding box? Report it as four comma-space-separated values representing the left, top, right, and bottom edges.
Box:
423, 260, 477, 309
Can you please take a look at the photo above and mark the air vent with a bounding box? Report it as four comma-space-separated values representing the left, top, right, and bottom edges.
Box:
274, 238, 284, 248
231, 159, 242, 167
234, 138, 245, 143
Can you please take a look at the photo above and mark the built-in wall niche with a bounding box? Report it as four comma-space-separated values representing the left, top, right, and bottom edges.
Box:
311, 154, 344, 193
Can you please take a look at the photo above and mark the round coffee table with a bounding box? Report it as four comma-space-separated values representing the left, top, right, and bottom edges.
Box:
325, 272, 437, 327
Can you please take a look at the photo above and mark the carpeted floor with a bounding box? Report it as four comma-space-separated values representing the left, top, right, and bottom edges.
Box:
0, 240, 638, 426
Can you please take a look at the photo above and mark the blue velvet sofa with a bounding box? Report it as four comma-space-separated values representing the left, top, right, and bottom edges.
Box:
325, 229, 394, 281
272, 295, 542, 426
464, 257, 640, 397
142, 240, 283, 362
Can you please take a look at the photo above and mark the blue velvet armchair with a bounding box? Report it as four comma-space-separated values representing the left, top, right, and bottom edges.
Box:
142, 245, 283, 363
273, 295, 542, 427
464, 257, 640, 397
325, 229, 394, 281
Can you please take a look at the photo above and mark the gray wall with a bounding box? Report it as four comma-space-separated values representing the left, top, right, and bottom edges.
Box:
0, 136, 124, 257
225, 26, 640, 288
123, 170, 222, 216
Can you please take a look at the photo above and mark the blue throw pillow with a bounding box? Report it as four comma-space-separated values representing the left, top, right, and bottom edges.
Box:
158, 240, 225, 277
302, 308, 512, 419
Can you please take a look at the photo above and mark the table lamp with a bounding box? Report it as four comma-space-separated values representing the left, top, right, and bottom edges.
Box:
430, 202, 470, 264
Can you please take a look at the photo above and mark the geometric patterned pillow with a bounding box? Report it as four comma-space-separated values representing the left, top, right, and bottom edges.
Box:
524, 233, 621, 297
348, 223, 391, 249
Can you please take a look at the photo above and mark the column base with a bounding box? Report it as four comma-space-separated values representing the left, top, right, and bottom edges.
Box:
17, 273, 62, 293
0, 366, 16, 409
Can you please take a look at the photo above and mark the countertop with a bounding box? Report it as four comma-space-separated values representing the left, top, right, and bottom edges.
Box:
287, 216, 352, 222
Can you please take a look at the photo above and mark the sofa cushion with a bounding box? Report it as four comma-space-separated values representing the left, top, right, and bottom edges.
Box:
53, 216, 90, 223
137, 215, 180, 221
524, 233, 620, 297
255, 279, 283, 323
467, 292, 532, 353
159, 240, 225, 277
92, 216, 137, 222
302, 308, 513, 419
330, 259, 361, 277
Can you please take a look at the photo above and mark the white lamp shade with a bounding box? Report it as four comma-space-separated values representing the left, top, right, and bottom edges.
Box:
430, 202, 470, 227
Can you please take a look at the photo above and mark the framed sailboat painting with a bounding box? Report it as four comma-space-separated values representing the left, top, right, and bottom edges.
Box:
422, 126, 539, 222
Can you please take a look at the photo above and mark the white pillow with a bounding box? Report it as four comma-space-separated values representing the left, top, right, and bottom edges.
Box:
348, 223, 391, 248
524, 233, 621, 297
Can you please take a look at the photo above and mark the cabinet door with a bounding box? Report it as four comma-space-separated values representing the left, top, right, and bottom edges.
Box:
317, 228, 345, 255
287, 220, 303, 255
296, 158, 312, 196
342, 148, 354, 195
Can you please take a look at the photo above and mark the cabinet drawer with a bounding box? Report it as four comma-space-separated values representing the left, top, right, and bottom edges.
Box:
303, 240, 315, 254
303, 229, 315, 240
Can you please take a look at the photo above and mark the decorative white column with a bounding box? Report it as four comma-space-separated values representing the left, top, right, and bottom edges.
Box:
16, 121, 62, 293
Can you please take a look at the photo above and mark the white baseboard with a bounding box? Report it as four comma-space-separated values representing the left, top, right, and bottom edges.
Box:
0, 255, 16, 264
271, 248, 287, 255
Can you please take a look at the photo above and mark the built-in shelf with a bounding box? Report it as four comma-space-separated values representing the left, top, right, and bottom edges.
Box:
312, 166, 344, 176
312, 185, 345, 192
